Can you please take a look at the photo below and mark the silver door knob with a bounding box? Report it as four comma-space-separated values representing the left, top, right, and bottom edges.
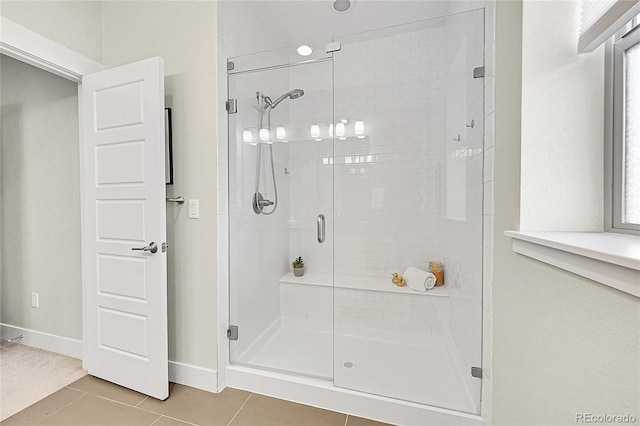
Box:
132, 242, 158, 254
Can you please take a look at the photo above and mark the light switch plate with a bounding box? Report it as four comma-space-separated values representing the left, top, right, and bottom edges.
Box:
188, 199, 199, 219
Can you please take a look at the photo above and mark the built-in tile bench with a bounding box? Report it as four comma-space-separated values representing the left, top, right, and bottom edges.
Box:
279, 272, 450, 336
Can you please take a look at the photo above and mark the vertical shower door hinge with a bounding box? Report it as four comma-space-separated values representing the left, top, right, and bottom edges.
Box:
473, 66, 485, 78
325, 42, 342, 53
227, 325, 239, 341
471, 367, 483, 378
226, 99, 237, 114
227, 61, 235, 71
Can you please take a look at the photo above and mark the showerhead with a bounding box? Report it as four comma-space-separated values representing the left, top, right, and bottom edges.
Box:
268, 89, 305, 109
288, 89, 305, 100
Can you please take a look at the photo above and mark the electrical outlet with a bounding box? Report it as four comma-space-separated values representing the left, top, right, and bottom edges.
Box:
31, 292, 39, 308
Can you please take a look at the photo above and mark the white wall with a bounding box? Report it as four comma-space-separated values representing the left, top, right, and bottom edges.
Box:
0, 0, 103, 62
493, 1, 640, 424
101, 1, 218, 371
0, 0, 102, 345
1, 0, 219, 376
0, 55, 82, 340
520, 0, 604, 232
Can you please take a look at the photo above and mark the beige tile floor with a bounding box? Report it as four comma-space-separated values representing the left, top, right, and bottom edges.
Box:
1, 376, 391, 426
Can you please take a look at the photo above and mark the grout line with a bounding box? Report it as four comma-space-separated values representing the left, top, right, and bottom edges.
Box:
226, 392, 253, 426
118, 401, 199, 425
65, 385, 84, 392
155, 415, 199, 426
34, 391, 87, 425
66, 383, 147, 409
136, 395, 150, 407
92, 394, 160, 411
344, 414, 349, 426
89, 394, 196, 425
149, 414, 164, 426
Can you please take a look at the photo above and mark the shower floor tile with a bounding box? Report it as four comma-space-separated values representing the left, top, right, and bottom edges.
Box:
237, 318, 478, 414
335, 332, 477, 413
236, 319, 333, 379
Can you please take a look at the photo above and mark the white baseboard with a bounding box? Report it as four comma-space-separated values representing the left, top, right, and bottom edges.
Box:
168, 361, 218, 393
0, 323, 218, 394
0, 323, 82, 359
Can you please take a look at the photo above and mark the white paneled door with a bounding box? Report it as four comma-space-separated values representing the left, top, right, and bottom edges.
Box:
80, 57, 168, 400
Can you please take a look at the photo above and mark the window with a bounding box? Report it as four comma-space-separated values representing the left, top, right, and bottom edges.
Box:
608, 14, 640, 234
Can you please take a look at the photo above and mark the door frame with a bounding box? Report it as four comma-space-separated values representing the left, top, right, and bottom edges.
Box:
0, 17, 106, 361
0, 17, 201, 395
0, 17, 102, 361
0, 17, 105, 81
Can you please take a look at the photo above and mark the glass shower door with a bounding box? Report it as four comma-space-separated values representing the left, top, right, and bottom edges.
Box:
332, 10, 485, 414
227, 51, 335, 379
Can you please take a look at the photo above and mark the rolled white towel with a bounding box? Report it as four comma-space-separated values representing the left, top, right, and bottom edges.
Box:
424, 272, 436, 290
403, 267, 436, 292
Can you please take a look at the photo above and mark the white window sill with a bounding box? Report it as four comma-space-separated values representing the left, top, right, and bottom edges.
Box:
504, 231, 640, 298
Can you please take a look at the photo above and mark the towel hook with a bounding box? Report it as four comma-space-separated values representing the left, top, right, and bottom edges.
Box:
453, 134, 461, 142
466, 119, 475, 128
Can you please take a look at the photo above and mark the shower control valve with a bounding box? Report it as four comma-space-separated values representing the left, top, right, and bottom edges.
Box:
252, 192, 275, 214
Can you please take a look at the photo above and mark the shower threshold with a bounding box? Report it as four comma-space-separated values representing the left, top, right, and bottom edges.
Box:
234, 317, 478, 416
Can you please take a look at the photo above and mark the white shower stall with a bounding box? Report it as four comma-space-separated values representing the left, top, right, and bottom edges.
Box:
221, 6, 487, 424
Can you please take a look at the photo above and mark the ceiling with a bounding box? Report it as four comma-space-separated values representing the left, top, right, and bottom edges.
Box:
218, 0, 484, 57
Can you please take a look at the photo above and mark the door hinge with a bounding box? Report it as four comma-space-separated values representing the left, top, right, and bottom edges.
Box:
227, 61, 235, 71
325, 42, 342, 53
226, 99, 237, 114
227, 325, 238, 341
473, 66, 485, 79
471, 367, 483, 378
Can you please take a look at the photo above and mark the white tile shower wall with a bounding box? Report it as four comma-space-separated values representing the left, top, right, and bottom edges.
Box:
328, 25, 448, 278
335, 289, 449, 336
287, 15, 487, 413
226, 69, 292, 361
280, 283, 333, 323
217, 4, 495, 419
287, 61, 334, 275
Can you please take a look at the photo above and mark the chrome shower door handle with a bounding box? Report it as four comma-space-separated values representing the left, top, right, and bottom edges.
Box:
317, 214, 325, 243
131, 242, 158, 254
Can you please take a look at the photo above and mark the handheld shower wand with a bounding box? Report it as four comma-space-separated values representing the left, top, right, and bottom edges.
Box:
252, 89, 304, 215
